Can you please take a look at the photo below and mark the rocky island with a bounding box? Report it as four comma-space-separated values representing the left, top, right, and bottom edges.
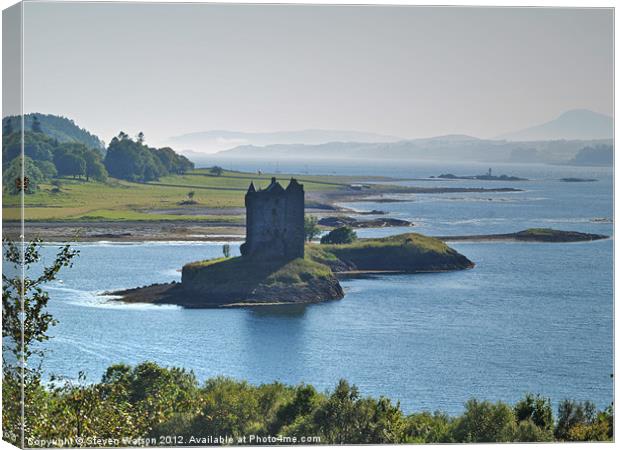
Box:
107, 179, 473, 308
318, 216, 413, 228
437, 228, 608, 243
430, 169, 527, 181
560, 177, 597, 182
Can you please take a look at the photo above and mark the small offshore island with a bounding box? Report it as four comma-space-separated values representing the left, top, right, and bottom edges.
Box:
430, 168, 528, 181
108, 178, 474, 308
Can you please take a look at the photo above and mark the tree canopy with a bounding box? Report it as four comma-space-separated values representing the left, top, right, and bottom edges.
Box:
104, 133, 193, 182
321, 226, 358, 244
2, 113, 105, 150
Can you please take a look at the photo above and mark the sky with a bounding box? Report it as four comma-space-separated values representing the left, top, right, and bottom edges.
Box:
8, 2, 615, 149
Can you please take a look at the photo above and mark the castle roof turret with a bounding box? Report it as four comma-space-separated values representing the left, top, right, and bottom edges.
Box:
286, 178, 303, 191
264, 177, 285, 194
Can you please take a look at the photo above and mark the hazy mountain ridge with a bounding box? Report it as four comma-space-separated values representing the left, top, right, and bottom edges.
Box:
207, 110, 613, 165
497, 109, 613, 141
167, 129, 402, 153
215, 136, 612, 165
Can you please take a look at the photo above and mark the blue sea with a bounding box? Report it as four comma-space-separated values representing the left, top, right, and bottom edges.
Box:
30, 160, 613, 415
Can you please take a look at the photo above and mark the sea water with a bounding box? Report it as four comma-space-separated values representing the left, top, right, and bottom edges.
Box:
24, 161, 613, 415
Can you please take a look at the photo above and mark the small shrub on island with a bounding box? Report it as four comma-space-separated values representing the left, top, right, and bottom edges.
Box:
321, 226, 357, 244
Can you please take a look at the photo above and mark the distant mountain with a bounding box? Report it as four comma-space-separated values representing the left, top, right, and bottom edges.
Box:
215, 135, 612, 165
497, 109, 613, 141
167, 129, 402, 153
416, 134, 481, 143
2, 113, 105, 150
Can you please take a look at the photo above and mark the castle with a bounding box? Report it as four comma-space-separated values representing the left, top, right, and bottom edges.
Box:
241, 177, 305, 260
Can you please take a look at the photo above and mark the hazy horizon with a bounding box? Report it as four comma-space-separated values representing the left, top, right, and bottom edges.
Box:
6, 3, 614, 151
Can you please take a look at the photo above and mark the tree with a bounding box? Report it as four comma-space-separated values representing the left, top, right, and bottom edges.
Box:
222, 244, 231, 258
83, 149, 107, 181
2, 238, 79, 445
404, 411, 453, 443
2, 156, 46, 194
304, 216, 320, 242
451, 399, 517, 442
3, 117, 13, 135
34, 160, 58, 179
31, 115, 42, 133
555, 399, 598, 440
137, 131, 145, 144
514, 393, 553, 432
210, 166, 224, 176
56, 152, 86, 179
320, 226, 357, 244
104, 137, 191, 182
3, 131, 55, 164
308, 379, 405, 444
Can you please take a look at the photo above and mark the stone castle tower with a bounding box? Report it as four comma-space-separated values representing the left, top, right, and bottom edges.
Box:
241, 177, 305, 260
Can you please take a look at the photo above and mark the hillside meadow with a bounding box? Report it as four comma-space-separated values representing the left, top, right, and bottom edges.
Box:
2, 168, 385, 222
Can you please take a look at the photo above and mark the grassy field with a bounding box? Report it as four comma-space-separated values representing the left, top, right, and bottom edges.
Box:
2, 168, 384, 222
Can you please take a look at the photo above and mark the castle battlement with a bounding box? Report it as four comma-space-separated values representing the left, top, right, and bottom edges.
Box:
241, 177, 305, 260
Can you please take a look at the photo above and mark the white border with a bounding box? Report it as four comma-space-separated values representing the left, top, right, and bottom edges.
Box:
0, 1, 616, 450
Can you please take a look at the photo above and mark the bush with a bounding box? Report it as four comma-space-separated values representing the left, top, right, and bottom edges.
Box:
320, 226, 357, 244
451, 399, 516, 442
555, 400, 612, 441
514, 393, 553, 432
404, 411, 453, 443
304, 215, 320, 242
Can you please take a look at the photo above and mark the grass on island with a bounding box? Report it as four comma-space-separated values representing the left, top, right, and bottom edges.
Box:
318, 233, 473, 271
2, 168, 387, 222
520, 228, 557, 236
183, 254, 334, 289
185, 233, 472, 283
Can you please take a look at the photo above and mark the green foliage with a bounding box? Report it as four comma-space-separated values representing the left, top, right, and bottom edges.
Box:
514, 419, 554, 442
2, 130, 108, 191
304, 215, 320, 242
2, 238, 79, 445
3, 131, 55, 164
514, 393, 553, 432
292, 379, 406, 444
104, 134, 193, 182
31, 115, 43, 133
35, 160, 58, 179
210, 166, 224, 176
3, 116, 14, 135
320, 226, 357, 244
2, 156, 46, 194
2, 113, 105, 150
404, 411, 453, 443
55, 144, 87, 179
451, 399, 517, 442
555, 399, 612, 441
313, 233, 473, 272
